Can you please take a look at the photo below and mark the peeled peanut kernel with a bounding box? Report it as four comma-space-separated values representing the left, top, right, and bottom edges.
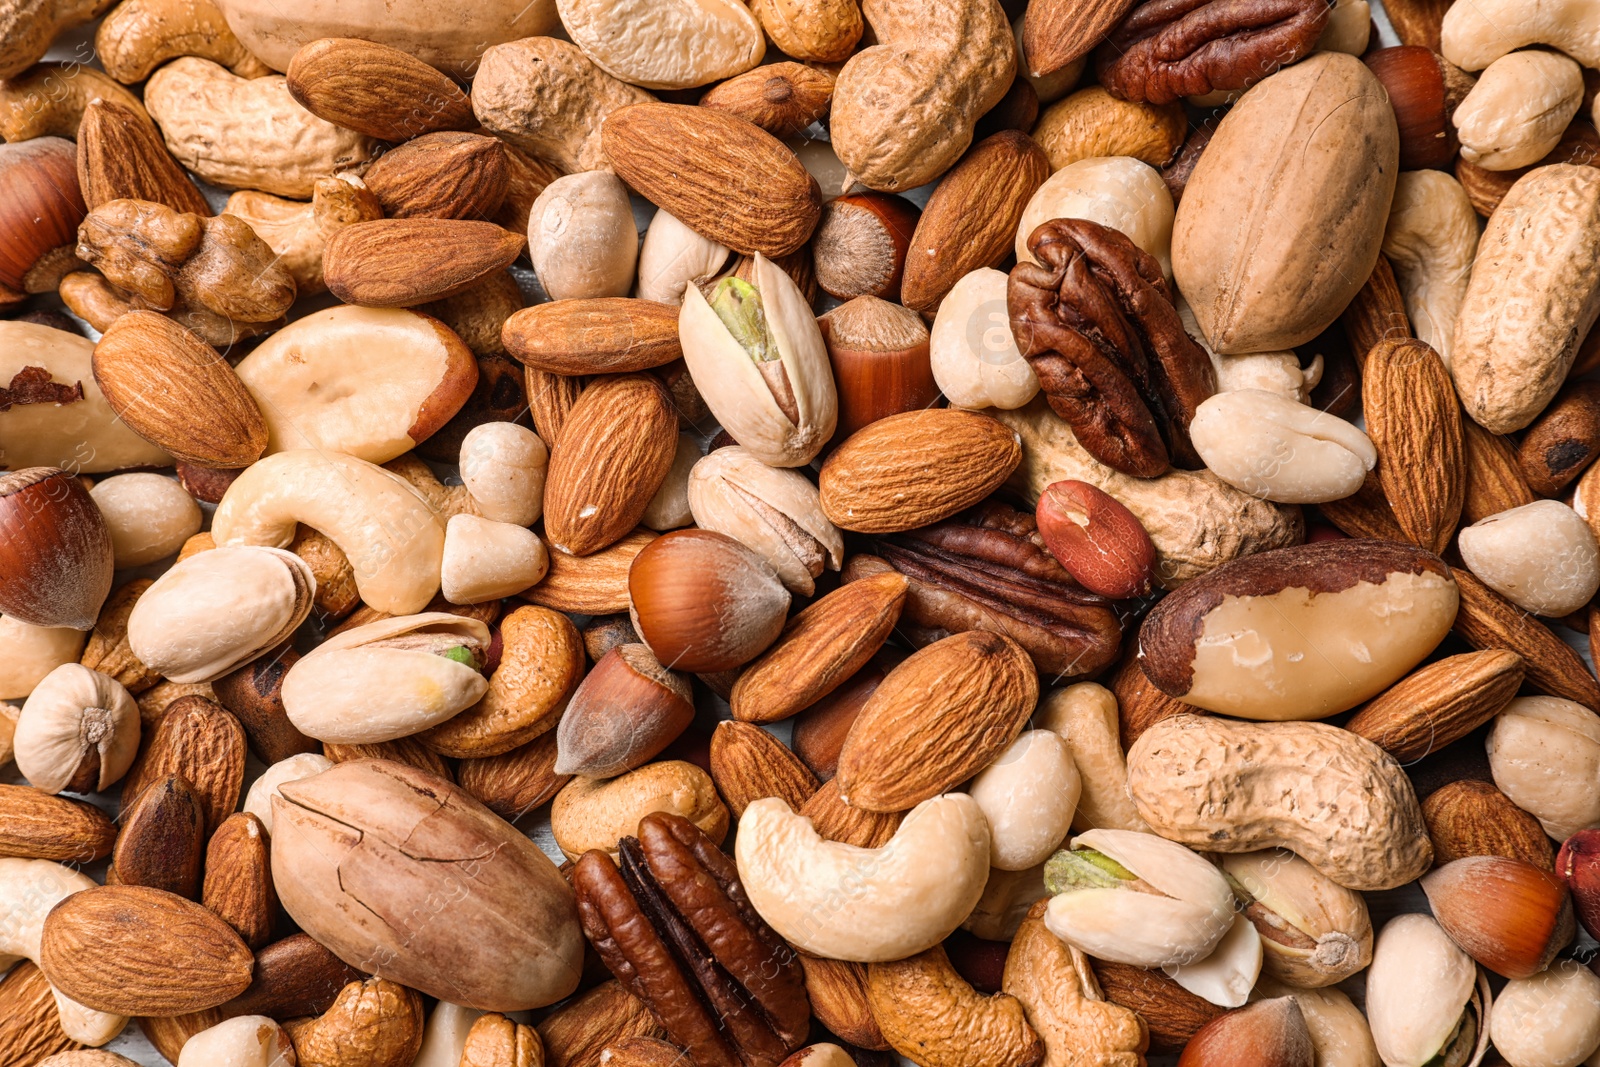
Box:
1189, 389, 1376, 504
1457, 500, 1600, 617
1452, 51, 1585, 171
89, 473, 203, 568
441, 514, 550, 605
459, 422, 548, 527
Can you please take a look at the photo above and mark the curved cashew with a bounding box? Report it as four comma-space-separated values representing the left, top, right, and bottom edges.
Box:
1452, 51, 1584, 170
0, 63, 149, 141
224, 176, 382, 295
0, 858, 127, 1045
1440, 0, 1600, 69
96, 0, 272, 83
867, 946, 1044, 1067
1382, 170, 1479, 368
734, 794, 991, 963
211, 450, 445, 615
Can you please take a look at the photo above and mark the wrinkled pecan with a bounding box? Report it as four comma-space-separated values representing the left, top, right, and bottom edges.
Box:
1008, 218, 1215, 477
841, 503, 1124, 681
572, 812, 810, 1067
1096, 0, 1333, 105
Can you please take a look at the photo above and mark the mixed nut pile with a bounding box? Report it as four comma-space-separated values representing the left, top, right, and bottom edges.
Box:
3, 0, 1600, 1064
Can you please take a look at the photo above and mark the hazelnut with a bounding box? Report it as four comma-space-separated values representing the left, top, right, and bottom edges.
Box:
0, 137, 86, 304
1421, 855, 1576, 979
554, 644, 694, 778
0, 468, 115, 631
811, 192, 920, 302
1557, 829, 1600, 940
819, 296, 939, 441
1177, 997, 1314, 1067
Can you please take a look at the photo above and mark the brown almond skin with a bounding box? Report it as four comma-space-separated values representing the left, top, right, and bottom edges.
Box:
0, 783, 117, 864
363, 131, 509, 220
77, 98, 211, 215
1516, 380, 1600, 496
503, 299, 683, 375
1422, 779, 1555, 870
699, 62, 836, 137
1341, 255, 1411, 365
709, 720, 821, 818
801, 778, 902, 849
791, 655, 896, 781
203, 812, 277, 949
1345, 650, 1524, 763
1089, 960, 1224, 1055
1452, 568, 1600, 710
1363, 337, 1465, 555
323, 219, 526, 307
799, 957, 890, 1051
0, 961, 80, 1065
1462, 418, 1538, 523
457, 730, 570, 822
521, 528, 658, 615
217, 933, 364, 1020
323, 737, 455, 781
902, 132, 1051, 314
286, 37, 476, 141
111, 774, 205, 899
729, 571, 907, 724
212, 646, 320, 765
120, 696, 247, 840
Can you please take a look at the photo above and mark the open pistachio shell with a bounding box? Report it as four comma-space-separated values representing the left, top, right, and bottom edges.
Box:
678, 253, 837, 467
126, 546, 315, 683
686, 445, 843, 595
1164, 914, 1263, 1008
1366, 914, 1490, 1067
281, 612, 491, 744
1223, 850, 1373, 988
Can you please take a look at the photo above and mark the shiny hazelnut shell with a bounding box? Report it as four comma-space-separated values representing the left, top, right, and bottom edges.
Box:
1421, 855, 1576, 979
0, 468, 115, 630
0, 137, 86, 300
627, 529, 791, 673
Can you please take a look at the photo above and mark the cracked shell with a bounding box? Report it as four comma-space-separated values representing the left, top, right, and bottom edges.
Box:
1221, 850, 1373, 988
270, 758, 583, 1012
686, 445, 843, 595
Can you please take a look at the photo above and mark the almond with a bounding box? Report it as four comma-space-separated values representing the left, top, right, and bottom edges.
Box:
1108, 643, 1191, 750
1452, 568, 1600, 710
202, 812, 277, 949
0, 961, 80, 1066
139, 1012, 224, 1064
285, 37, 476, 142
537, 980, 664, 1067
457, 730, 570, 821
835, 631, 1039, 813
1021, 0, 1138, 76
1089, 958, 1224, 1055
39, 885, 254, 1016
0, 783, 117, 863
119, 695, 247, 839
800, 778, 903, 847
217, 932, 364, 1020
109, 774, 205, 898
91, 312, 268, 469
602, 102, 820, 258
1422, 779, 1555, 870
362, 131, 509, 220
77, 98, 210, 215
544, 375, 678, 556
323, 736, 455, 781
901, 131, 1051, 313
1345, 650, 1524, 762
521, 529, 658, 614
525, 368, 588, 449
1340, 254, 1412, 365
1317, 470, 1409, 542
502, 298, 683, 375
1462, 417, 1538, 523
729, 571, 907, 724
322, 219, 526, 308
1363, 337, 1466, 555
818, 409, 1022, 534
799, 956, 889, 1051
698, 62, 836, 137
708, 720, 821, 817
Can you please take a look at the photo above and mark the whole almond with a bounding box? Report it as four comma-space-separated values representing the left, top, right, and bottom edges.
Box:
362, 131, 509, 220
285, 37, 476, 141
729, 571, 907, 724
902, 131, 1051, 313
708, 720, 821, 817
0, 783, 117, 863
602, 102, 821, 257
1345, 650, 1524, 762
698, 62, 836, 137
457, 730, 570, 821
1422, 779, 1555, 870
799, 956, 890, 1051
1363, 337, 1465, 554
819, 409, 1022, 534
77, 98, 210, 215
92, 312, 268, 469
120, 695, 247, 839
1462, 418, 1538, 523
1317, 470, 1409, 542
79, 579, 162, 695
1022, 0, 1136, 75
502, 298, 683, 375
1340, 254, 1412, 365
1089, 959, 1225, 1054
544, 376, 678, 556
835, 632, 1039, 813
39, 885, 254, 1016
139, 1012, 223, 1065
0, 961, 79, 1066
521, 529, 658, 614
525, 368, 588, 448
1108, 643, 1190, 750
792, 657, 892, 781
1452, 569, 1600, 709
110, 774, 205, 898
800, 778, 903, 847
322, 219, 526, 307
202, 812, 277, 949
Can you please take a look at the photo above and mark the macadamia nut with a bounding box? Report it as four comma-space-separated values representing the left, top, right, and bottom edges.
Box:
459, 422, 548, 527
930, 268, 1040, 410
1488, 960, 1600, 1067
441, 513, 550, 605
966, 730, 1079, 871
1458, 500, 1600, 617
528, 171, 638, 301
1016, 157, 1175, 278
1189, 389, 1376, 504
89, 473, 203, 568
1452, 50, 1585, 171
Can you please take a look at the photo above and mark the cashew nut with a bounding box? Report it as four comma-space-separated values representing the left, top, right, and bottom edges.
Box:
1016, 156, 1175, 279
1452, 50, 1585, 170
1033, 682, 1150, 834
211, 450, 446, 615
1440, 0, 1600, 70
144, 57, 377, 197
734, 793, 991, 963
0, 63, 149, 142
96, 0, 273, 83
176, 1015, 295, 1067
224, 176, 382, 295
637, 208, 731, 306
556, 0, 764, 89
528, 172, 639, 301
1032, 88, 1186, 173
0, 0, 114, 81
0, 858, 128, 1046
1381, 170, 1479, 368
1178, 297, 1321, 402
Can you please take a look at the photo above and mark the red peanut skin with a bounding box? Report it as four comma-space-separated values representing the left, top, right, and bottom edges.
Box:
1035, 480, 1157, 599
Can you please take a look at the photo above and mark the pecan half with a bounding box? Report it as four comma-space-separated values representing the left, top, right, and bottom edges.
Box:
572, 812, 810, 1067
1008, 218, 1215, 477
841, 503, 1124, 681
1095, 0, 1333, 105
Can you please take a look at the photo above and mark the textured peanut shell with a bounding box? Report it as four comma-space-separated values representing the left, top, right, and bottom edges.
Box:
1174, 53, 1399, 354
1451, 164, 1600, 433
1126, 714, 1432, 890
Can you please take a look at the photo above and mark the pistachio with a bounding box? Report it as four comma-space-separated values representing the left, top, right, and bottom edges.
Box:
686, 445, 843, 595
1163, 914, 1262, 1008
678, 253, 837, 467
1221, 850, 1373, 988
1043, 828, 1235, 968
13, 664, 140, 794
1365, 914, 1491, 1067
280, 613, 492, 744
126, 546, 316, 684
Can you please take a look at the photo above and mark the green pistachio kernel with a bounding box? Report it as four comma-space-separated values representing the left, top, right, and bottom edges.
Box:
1043, 848, 1137, 895
708, 276, 778, 363
439, 645, 477, 666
